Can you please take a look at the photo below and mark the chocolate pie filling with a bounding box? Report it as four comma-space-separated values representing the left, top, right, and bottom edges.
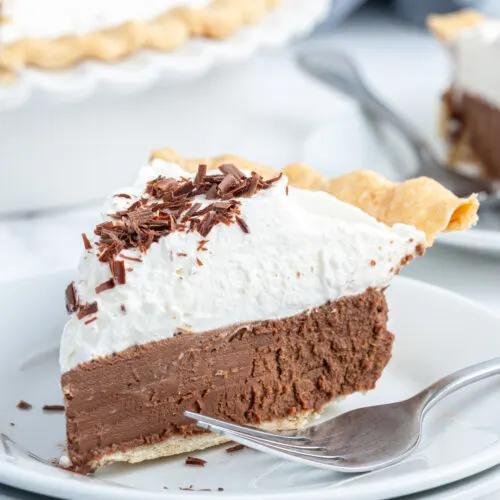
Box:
446, 90, 500, 179
62, 288, 393, 470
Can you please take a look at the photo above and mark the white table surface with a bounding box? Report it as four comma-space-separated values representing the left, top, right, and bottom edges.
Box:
1, 5, 499, 500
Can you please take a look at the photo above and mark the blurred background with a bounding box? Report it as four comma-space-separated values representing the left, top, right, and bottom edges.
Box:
1, 0, 500, 498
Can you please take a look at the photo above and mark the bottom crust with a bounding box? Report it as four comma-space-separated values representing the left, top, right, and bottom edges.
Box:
93, 409, 316, 468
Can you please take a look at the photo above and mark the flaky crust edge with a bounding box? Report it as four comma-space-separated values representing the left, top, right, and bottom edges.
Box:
0, 0, 280, 77
150, 147, 479, 245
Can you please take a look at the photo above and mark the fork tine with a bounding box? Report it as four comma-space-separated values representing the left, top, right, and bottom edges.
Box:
195, 421, 348, 471
193, 420, 325, 451
184, 411, 311, 443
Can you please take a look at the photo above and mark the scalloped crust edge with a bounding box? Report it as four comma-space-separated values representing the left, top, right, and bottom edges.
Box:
150, 147, 479, 246
0, 0, 280, 76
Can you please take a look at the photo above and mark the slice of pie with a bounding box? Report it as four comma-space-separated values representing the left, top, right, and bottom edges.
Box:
60, 148, 478, 472
428, 10, 500, 180
0, 0, 279, 78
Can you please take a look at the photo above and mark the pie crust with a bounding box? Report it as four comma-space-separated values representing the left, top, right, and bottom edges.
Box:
150, 147, 479, 245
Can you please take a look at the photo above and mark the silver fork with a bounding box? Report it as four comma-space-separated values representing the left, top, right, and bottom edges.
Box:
185, 357, 500, 473
295, 46, 500, 206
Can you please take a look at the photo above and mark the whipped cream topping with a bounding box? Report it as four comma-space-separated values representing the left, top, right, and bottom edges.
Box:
452, 20, 500, 109
0, 0, 209, 44
60, 160, 426, 373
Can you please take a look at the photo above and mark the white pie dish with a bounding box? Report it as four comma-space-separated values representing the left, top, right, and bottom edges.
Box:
0, 0, 330, 110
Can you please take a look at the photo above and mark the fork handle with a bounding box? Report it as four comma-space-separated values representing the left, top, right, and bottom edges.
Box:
417, 357, 500, 415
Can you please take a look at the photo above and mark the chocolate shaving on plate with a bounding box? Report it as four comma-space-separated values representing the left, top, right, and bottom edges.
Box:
185, 456, 207, 467
17, 400, 32, 410
226, 444, 246, 453
43, 405, 65, 412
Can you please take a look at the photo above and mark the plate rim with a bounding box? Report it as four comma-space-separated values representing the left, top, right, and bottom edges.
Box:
437, 228, 500, 255
1, 275, 500, 500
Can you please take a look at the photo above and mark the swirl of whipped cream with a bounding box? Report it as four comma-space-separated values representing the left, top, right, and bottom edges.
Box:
60, 159, 425, 373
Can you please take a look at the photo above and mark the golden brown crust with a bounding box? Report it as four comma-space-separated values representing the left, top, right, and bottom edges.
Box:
150, 148, 479, 245
0, 0, 279, 76
427, 10, 484, 41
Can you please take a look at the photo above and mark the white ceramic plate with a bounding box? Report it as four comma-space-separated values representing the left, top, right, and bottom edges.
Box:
405, 464, 500, 500
301, 111, 500, 256
0, 0, 330, 110
1, 273, 500, 500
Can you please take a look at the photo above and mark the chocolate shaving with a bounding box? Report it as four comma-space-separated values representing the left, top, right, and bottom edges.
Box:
218, 174, 239, 195
65, 282, 79, 314
120, 254, 142, 263
194, 164, 207, 186
205, 184, 219, 200
235, 216, 249, 234
226, 444, 246, 453
263, 172, 283, 186
196, 258, 203, 267
185, 456, 207, 467
84, 317, 97, 325
81, 233, 92, 250
219, 163, 246, 180
95, 278, 115, 294
111, 260, 126, 285
197, 240, 209, 251
241, 172, 260, 198
213, 201, 231, 210
77, 301, 98, 320
17, 400, 32, 410
184, 202, 202, 219
114, 193, 132, 199
120, 304, 126, 313
93, 165, 280, 269
192, 203, 215, 217
43, 405, 65, 412
199, 213, 215, 238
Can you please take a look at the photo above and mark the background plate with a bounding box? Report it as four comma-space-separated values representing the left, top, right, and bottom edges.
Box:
301, 108, 500, 256
1, 274, 500, 499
